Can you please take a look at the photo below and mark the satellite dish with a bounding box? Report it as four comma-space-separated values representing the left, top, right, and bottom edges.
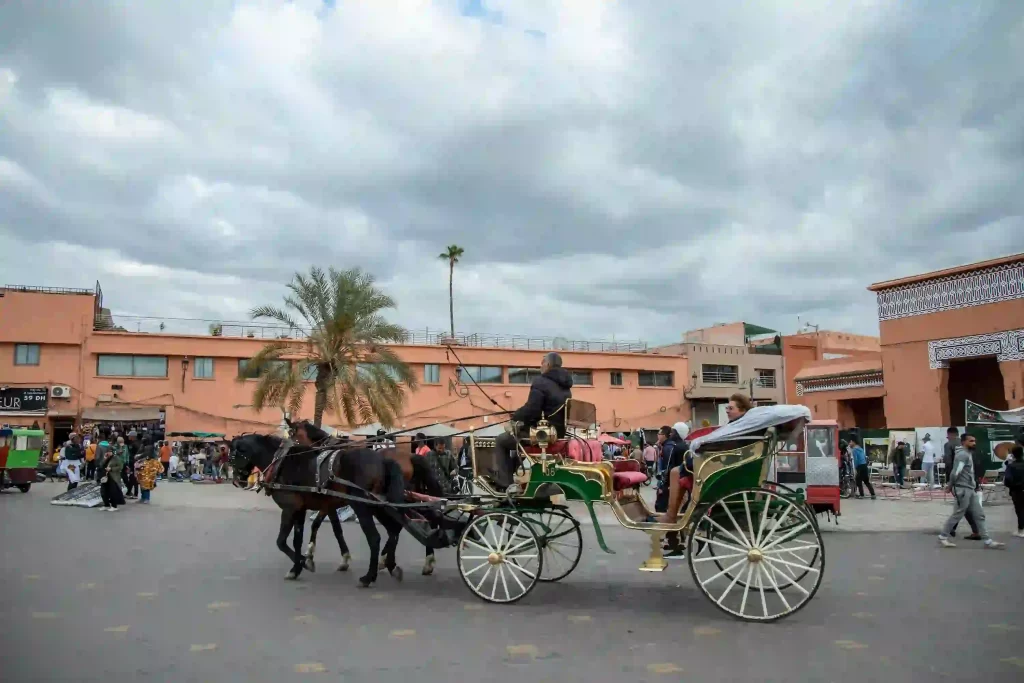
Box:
553, 336, 570, 350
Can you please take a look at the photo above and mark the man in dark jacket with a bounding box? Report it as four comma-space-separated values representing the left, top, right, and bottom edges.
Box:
491, 352, 573, 489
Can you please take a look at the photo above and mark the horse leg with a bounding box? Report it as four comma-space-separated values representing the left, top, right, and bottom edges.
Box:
327, 508, 352, 571
352, 503, 381, 588
423, 546, 436, 576
292, 510, 310, 576
375, 509, 404, 582
276, 509, 303, 580
304, 510, 325, 573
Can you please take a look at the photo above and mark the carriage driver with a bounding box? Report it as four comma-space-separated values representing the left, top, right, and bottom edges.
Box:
491, 352, 574, 490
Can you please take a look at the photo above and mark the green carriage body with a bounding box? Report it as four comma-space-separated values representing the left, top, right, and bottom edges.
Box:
0, 428, 44, 489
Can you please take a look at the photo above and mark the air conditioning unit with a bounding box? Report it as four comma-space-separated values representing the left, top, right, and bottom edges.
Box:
50, 385, 72, 398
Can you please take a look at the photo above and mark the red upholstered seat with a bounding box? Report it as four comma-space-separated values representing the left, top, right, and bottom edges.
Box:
612, 471, 648, 491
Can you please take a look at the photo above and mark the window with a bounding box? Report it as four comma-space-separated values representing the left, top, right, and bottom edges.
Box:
569, 369, 593, 386
97, 355, 168, 378
457, 366, 503, 384
357, 363, 403, 382
424, 364, 441, 384
508, 367, 540, 385
755, 369, 776, 388
610, 371, 623, 387
701, 364, 739, 384
238, 359, 290, 379
193, 357, 214, 379
302, 364, 318, 382
638, 371, 674, 387
14, 344, 40, 366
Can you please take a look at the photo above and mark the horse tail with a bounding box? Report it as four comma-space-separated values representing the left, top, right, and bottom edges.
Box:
382, 458, 406, 505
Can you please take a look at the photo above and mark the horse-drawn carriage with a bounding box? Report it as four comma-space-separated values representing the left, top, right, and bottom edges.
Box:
238, 401, 825, 622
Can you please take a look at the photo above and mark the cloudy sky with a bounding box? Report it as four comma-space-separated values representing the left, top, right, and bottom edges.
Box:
1, 0, 1022, 345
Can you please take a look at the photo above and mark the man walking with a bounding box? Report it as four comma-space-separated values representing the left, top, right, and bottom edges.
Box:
943, 427, 980, 539
938, 433, 1004, 549
849, 438, 875, 499
888, 439, 908, 487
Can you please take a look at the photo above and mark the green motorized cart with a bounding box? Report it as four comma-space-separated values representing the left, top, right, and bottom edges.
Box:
0, 428, 44, 493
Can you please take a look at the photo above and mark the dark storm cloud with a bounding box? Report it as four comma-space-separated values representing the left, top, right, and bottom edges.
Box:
1, 0, 1022, 344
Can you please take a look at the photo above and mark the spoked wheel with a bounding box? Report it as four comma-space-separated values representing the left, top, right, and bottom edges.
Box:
840, 474, 855, 500
688, 489, 824, 622
457, 512, 543, 604
517, 509, 583, 582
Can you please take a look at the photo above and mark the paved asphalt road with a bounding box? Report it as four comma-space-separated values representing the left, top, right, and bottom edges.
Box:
2, 488, 1022, 683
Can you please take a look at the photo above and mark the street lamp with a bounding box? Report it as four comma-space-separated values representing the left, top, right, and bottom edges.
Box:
180, 357, 190, 393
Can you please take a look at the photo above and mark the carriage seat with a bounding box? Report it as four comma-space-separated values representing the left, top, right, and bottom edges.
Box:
521, 439, 649, 491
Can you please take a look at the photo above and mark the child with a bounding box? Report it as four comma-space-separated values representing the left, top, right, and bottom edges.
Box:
1004, 445, 1024, 538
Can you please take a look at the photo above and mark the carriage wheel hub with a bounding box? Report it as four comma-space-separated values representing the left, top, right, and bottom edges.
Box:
746, 548, 764, 563
488, 552, 502, 565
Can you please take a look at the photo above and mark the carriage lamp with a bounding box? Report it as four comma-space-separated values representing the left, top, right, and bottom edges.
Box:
180, 357, 190, 393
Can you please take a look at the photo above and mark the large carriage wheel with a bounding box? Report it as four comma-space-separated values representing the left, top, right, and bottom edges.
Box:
687, 489, 824, 622
457, 512, 543, 604
697, 486, 820, 591
516, 509, 583, 582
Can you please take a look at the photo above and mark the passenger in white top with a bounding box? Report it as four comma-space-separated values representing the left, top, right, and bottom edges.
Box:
920, 434, 937, 487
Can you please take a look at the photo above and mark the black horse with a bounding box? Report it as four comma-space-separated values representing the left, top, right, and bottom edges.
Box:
231, 422, 436, 587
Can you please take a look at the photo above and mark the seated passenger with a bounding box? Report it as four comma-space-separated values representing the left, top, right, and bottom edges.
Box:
657, 392, 752, 525
492, 352, 573, 489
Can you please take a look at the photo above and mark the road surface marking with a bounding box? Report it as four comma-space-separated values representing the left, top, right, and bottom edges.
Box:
463, 603, 483, 611
105, 625, 130, 633
370, 592, 389, 600
1001, 657, 1024, 668
506, 644, 538, 658
295, 662, 326, 673
293, 615, 317, 624
389, 629, 416, 639
855, 592, 869, 597
834, 640, 868, 650
867, 576, 884, 581
568, 615, 591, 623
190, 644, 217, 652
647, 663, 682, 674
871, 564, 886, 569
24, 574, 41, 581
693, 626, 722, 636
223, 576, 241, 581
988, 624, 1019, 632
137, 592, 157, 599
207, 601, 235, 610
78, 583, 96, 590
852, 613, 873, 619
32, 612, 58, 619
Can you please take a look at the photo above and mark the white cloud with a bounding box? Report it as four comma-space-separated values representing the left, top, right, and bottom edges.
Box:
0, 0, 1021, 345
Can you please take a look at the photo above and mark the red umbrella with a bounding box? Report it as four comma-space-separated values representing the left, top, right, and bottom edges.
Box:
598, 434, 628, 446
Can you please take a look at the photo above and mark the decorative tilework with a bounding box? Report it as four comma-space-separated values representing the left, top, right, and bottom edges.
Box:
876, 260, 1024, 321
928, 329, 1024, 369
795, 372, 884, 396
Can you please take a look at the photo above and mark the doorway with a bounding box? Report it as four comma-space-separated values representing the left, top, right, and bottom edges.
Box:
947, 356, 1007, 426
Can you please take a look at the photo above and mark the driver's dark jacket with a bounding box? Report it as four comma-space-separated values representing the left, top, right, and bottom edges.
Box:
511, 367, 573, 437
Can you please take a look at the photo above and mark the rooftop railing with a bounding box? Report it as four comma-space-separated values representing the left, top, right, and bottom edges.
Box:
94, 314, 649, 353
4, 284, 94, 296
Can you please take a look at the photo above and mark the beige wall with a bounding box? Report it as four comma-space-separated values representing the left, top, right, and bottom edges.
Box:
680, 343, 785, 404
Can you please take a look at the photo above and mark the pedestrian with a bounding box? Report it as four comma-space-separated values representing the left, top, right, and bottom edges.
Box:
1004, 445, 1024, 538
943, 427, 981, 539
850, 438, 876, 499
159, 440, 171, 478
888, 439, 908, 487
135, 445, 163, 504
63, 435, 84, 492
100, 439, 126, 512
920, 433, 937, 488
123, 432, 140, 498
84, 438, 98, 481
938, 433, 1004, 549
426, 437, 456, 495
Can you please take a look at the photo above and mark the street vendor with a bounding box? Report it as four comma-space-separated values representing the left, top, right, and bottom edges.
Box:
491, 352, 573, 490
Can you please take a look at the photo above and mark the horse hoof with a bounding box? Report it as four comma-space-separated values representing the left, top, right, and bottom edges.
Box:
285, 572, 298, 581
422, 556, 436, 576
389, 565, 404, 582
337, 554, 351, 572
358, 578, 375, 588
304, 557, 316, 573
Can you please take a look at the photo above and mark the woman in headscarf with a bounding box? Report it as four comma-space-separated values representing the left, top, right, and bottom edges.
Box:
135, 438, 163, 504
100, 437, 127, 511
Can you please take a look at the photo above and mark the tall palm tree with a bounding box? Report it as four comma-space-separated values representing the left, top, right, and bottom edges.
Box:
243, 266, 416, 428
438, 244, 465, 338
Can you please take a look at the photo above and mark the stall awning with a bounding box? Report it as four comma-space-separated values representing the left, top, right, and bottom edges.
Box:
82, 406, 164, 422
351, 422, 459, 438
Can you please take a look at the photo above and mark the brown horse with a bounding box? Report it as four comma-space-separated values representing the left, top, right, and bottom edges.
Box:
230, 422, 439, 586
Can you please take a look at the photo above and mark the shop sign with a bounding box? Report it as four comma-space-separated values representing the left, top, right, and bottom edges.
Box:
0, 387, 49, 413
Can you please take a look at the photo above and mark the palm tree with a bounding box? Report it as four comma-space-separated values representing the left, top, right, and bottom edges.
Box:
243, 266, 416, 428
438, 244, 465, 338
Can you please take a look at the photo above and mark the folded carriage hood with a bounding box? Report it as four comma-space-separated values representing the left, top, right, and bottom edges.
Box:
690, 405, 812, 452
